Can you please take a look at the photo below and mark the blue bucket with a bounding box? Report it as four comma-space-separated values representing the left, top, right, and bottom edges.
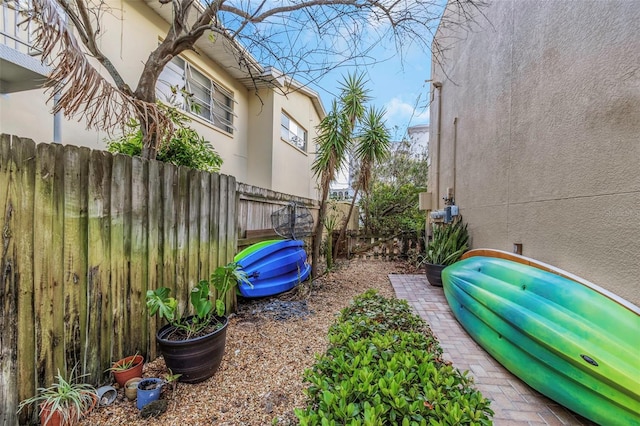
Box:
136, 378, 164, 410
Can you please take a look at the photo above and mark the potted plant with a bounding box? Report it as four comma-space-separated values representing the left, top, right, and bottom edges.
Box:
136, 378, 165, 410
17, 367, 98, 426
423, 217, 469, 286
146, 261, 250, 383
108, 353, 144, 387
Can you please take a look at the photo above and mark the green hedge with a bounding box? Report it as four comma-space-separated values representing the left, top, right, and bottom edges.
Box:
295, 290, 493, 425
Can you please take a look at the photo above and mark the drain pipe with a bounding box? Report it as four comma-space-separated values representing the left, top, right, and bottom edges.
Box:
433, 81, 442, 210
453, 116, 458, 198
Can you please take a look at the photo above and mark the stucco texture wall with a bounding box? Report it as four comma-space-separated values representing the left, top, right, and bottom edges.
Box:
272, 89, 321, 199
429, 0, 640, 306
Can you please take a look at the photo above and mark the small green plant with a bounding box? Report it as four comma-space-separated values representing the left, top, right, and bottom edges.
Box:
163, 369, 182, 397
146, 262, 251, 339
106, 352, 140, 372
17, 366, 97, 425
424, 217, 470, 266
295, 290, 493, 425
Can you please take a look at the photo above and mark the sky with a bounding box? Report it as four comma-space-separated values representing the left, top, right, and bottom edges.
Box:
310, 44, 433, 142
223, 1, 445, 142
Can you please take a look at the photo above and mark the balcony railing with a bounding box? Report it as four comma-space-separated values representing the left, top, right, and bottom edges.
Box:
1, 0, 41, 55
0, 0, 49, 93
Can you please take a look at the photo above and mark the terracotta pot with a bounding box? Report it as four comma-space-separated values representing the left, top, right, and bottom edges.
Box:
39, 404, 64, 426
111, 354, 144, 387
157, 316, 228, 383
425, 263, 446, 287
39, 392, 98, 426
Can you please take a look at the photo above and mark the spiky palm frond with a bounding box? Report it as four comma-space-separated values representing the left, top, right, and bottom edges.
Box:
355, 106, 391, 192
312, 100, 350, 180
339, 72, 371, 130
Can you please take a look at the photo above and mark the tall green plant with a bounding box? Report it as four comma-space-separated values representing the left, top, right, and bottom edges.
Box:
425, 219, 470, 266
311, 72, 369, 278
334, 105, 391, 260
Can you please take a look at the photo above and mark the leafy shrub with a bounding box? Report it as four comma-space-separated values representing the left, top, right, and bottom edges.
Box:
295, 290, 493, 425
362, 182, 426, 237
107, 103, 223, 173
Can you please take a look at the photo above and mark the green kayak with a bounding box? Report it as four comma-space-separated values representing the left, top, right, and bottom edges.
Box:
442, 249, 640, 426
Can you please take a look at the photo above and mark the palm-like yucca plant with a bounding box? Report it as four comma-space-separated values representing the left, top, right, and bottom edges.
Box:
425, 218, 470, 266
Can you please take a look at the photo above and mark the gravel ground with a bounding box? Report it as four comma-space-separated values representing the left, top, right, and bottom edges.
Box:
81, 259, 411, 426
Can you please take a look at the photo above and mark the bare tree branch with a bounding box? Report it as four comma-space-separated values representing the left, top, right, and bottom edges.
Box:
22, 0, 485, 159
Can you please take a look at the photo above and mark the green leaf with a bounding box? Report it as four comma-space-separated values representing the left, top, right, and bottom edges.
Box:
191, 280, 213, 320
146, 287, 177, 323
215, 299, 225, 317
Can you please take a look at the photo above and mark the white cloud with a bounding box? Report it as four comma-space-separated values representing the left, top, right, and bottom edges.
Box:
384, 96, 430, 128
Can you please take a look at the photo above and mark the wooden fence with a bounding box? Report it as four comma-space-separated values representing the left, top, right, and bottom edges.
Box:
0, 135, 238, 425
236, 182, 317, 249
346, 233, 424, 261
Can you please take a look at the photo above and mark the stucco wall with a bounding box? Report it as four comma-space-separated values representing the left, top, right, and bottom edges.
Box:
272, 88, 321, 199
429, 0, 640, 306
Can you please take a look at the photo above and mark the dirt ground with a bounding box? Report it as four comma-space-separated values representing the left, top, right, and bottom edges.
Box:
80, 258, 415, 426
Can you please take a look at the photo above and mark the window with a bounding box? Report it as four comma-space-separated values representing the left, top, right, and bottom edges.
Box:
157, 56, 236, 134
281, 111, 307, 151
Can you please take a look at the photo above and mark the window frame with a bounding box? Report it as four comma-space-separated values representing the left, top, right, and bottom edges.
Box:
156, 56, 236, 134
280, 110, 308, 151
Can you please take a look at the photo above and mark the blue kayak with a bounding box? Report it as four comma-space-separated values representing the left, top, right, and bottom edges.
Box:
234, 239, 310, 297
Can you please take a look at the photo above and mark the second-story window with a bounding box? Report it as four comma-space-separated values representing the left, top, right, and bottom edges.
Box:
281, 111, 307, 151
157, 56, 236, 134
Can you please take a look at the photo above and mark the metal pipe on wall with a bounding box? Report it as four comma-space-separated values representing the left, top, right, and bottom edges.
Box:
433, 81, 442, 211
53, 91, 61, 143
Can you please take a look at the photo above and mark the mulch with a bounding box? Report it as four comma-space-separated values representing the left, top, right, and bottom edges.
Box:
80, 258, 413, 425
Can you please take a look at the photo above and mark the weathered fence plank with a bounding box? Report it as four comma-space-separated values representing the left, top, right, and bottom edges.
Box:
110, 154, 131, 360
161, 165, 178, 314
0, 134, 17, 426
175, 167, 190, 313
188, 169, 201, 292
86, 150, 113, 383
209, 174, 221, 301
0, 135, 37, 425
146, 161, 162, 359
13, 137, 37, 424
62, 146, 90, 377
33, 142, 66, 387
198, 172, 212, 288
130, 157, 149, 356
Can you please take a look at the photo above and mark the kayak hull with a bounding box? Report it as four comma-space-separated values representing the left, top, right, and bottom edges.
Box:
235, 239, 310, 298
442, 250, 640, 426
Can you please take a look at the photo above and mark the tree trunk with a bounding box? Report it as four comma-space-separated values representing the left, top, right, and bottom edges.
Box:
133, 37, 181, 160
311, 172, 331, 279
333, 183, 360, 261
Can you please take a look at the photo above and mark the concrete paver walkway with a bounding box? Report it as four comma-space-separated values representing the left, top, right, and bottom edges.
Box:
389, 274, 595, 426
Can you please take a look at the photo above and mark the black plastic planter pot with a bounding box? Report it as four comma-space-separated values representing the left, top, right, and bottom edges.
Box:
156, 316, 228, 383
425, 263, 446, 287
